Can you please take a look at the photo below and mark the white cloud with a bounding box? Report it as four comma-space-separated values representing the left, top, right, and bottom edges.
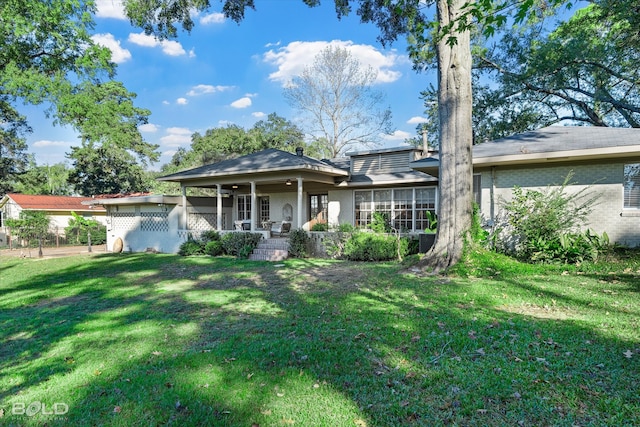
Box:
252, 112, 266, 118
188, 48, 196, 58
176, 97, 188, 105
33, 140, 70, 148
139, 123, 159, 133
160, 127, 193, 148
95, 0, 126, 19
200, 12, 225, 25
231, 97, 252, 109
91, 33, 131, 63
186, 84, 234, 96
383, 130, 412, 141
407, 116, 429, 124
263, 40, 403, 86
128, 32, 188, 57
162, 100, 170, 105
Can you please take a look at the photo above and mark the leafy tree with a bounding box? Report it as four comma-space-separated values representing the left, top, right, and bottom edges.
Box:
123, 0, 574, 270
0, 0, 156, 195
476, 3, 640, 129
65, 212, 106, 245
284, 45, 393, 158
68, 146, 153, 196
14, 158, 72, 195
5, 210, 50, 257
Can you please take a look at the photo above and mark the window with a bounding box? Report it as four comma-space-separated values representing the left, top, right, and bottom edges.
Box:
237, 195, 251, 220
354, 187, 437, 232
354, 191, 373, 228
309, 194, 328, 223
473, 174, 482, 207
415, 188, 437, 231
259, 197, 270, 223
624, 163, 640, 209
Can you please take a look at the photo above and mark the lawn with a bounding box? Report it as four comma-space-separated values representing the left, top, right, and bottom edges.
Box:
0, 251, 638, 426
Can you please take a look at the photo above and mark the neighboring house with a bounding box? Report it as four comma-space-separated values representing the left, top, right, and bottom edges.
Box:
91, 126, 640, 253
413, 126, 640, 247
0, 193, 107, 244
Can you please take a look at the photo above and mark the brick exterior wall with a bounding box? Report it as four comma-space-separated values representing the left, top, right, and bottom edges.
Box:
478, 161, 640, 247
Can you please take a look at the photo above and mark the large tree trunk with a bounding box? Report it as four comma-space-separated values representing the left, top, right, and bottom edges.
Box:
419, 0, 474, 273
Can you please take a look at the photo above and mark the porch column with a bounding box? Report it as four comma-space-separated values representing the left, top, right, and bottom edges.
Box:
216, 184, 222, 231
297, 177, 303, 230
250, 181, 257, 232
181, 185, 188, 230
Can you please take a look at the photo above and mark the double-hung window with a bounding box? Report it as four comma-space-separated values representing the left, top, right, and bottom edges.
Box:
624, 164, 640, 209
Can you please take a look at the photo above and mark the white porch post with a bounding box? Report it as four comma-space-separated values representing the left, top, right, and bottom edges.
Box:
250, 181, 257, 232
181, 185, 188, 230
297, 177, 303, 230
216, 184, 222, 231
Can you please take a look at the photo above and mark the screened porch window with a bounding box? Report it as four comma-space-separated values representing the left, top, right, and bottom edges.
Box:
624, 163, 640, 209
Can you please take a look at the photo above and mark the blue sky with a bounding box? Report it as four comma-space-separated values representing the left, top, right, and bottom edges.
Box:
27, 0, 437, 168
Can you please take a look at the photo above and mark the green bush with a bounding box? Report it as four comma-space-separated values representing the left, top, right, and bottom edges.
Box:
204, 240, 223, 256
201, 230, 221, 242
221, 232, 262, 257
497, 173, 607, 263
288, 228, 310, 258
337, 223, 355, 232
311, 222, 328, 231
178, 239, 205, 256
65, 212, 107, 245
370, 212, 391, 233
343, 232, 409, 261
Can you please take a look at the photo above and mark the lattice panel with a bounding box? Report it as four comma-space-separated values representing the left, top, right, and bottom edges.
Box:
140, 212, 169, 232
188, 213, 226, 231
111, 212, 138, 231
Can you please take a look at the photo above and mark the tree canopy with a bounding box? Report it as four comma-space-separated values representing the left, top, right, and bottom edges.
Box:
0, 0, 157, 194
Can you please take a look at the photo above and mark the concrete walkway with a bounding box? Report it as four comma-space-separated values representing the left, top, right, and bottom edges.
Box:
0, 244, 108, 259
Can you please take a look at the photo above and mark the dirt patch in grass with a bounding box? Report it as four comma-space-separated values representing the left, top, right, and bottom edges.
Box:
497, 303, 581, 320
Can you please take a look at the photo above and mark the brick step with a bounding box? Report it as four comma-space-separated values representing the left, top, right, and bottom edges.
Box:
249, 238, 289, 261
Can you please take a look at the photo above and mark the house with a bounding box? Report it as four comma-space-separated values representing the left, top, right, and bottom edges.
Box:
90, 146, 438, 253
0, 193, 107, 245
91, 126, 640, 254
413, 126, 640, 247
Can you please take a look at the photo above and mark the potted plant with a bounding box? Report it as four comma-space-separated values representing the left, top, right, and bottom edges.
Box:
419, 211, 437, 253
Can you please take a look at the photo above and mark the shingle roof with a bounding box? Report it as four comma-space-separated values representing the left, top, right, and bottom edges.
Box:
3, 194, 105, 212
411, 126, 640, 172
158, 148, 349, 181
472, 126, 640, 159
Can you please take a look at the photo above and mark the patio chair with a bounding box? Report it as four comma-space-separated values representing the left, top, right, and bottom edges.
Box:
271, 221, 291, 237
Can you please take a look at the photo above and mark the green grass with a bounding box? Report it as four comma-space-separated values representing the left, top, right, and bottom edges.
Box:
0, 250, 638, 426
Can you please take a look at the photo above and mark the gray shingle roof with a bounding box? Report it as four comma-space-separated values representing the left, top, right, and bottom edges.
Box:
411, 126, 640, 172
158, 148, 348, 181
473, 126, 640, 158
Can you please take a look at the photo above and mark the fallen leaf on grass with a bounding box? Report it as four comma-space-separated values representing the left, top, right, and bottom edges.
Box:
623, 350, 633, 359
0, 408, 5, 418
354, 419, 368, 427
113, 406, 121, 413
152, 351, 162, 356
477, 409, 487, 414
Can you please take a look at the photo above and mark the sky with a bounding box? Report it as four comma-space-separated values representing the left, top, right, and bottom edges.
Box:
26, 0, 438, 169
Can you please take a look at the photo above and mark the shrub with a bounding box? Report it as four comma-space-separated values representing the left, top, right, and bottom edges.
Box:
204, 240, 223, 256
337, 223, 355, 233
497, 172, 607, 263
370, 212, 391, 233
178, 239, 205, 256
221, 232, 262, 257
65, 212, 107, 245
311, 222, 328, 232
201, 230, 221, 242
343, 232, 409, 261
288, 228, 310, 258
